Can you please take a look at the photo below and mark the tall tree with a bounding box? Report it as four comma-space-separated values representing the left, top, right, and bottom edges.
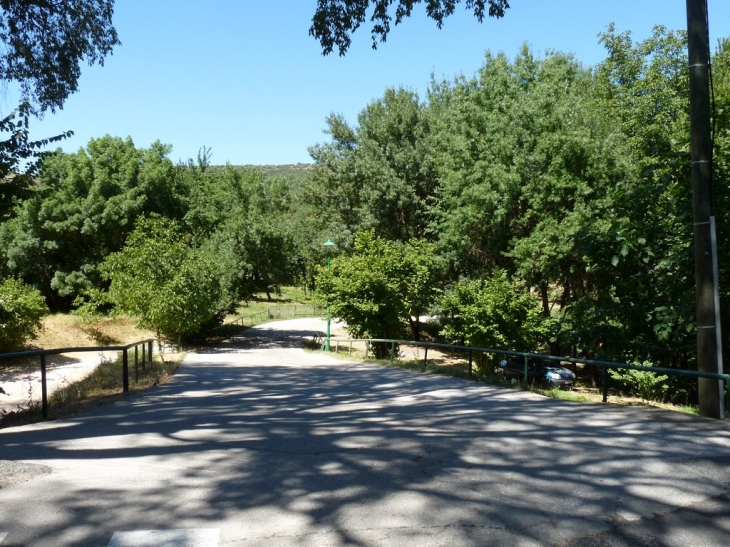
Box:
307, 87, 437, 244
428, 46, 628, 312
0, 0, 120, 216
572, 26, 696, 365
0, 136, 182, 308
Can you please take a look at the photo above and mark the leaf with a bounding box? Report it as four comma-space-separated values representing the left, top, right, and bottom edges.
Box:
620, 245, 629, 257
611, 255, 619, 266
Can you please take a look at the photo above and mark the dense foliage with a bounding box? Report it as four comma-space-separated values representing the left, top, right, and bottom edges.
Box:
2, 23, 728, 406
307, 26, 730, 403
437, 271, 546, 352
315, 231, 441, 356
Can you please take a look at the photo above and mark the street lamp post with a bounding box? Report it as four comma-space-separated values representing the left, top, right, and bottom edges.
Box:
323, 239, 336, 352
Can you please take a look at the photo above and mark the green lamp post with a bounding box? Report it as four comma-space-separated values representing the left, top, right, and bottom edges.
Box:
323, 239, 336, 352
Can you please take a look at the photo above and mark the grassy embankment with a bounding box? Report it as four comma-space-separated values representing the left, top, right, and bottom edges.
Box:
222, 286, 318, 327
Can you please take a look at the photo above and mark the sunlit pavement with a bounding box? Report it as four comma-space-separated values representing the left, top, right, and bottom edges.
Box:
1, 318, 729, 546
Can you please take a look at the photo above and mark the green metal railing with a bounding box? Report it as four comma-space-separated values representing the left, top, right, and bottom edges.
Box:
321, 337, 730, 408
0, 339, 154, 419
207, 304, 321, 336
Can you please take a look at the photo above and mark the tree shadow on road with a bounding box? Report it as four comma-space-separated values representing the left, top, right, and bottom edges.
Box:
1, 322, 730, 546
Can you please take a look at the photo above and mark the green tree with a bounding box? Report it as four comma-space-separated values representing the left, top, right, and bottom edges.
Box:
428, 46, 628, 321
0, 277, 48, 352
307, 87, 437, 244
181, 162, 302, 302
562, 26, 697, 366
102, 216, 223, 343
316, 231, 441, 356
400, 238, 443, 340
0, 136, 183, 308
437, 270, 546, 352
316, 231, 407, 358
310, 0, 509, 55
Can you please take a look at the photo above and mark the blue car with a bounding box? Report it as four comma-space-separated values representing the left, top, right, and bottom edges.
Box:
499, 356, 576, 388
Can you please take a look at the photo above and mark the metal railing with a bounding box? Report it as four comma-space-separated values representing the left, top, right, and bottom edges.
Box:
207, 304, 321, 336
321, 337, 730, 408
0, 339, 154, 419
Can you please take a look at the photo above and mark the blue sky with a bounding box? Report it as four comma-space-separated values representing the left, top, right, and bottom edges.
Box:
8, 1, 730, 166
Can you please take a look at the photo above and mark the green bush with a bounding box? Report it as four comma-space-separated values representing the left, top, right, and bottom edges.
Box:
0, 278, 49, 352
609, 362, 669, 402
437, 270, 547, 352
316, 232, 407, 359
101, 215, 224, 343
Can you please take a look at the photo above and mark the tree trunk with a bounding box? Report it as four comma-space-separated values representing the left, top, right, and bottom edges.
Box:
540, 282, 550, 317
408, 316, 421, 341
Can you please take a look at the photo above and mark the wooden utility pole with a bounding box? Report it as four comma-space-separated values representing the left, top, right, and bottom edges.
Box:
686, 0, 724, 418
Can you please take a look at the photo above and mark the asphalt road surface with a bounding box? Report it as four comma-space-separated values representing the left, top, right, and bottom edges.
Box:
1, 318, 729, 546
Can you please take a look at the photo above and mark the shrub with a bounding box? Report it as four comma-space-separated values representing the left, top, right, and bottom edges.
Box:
0, 278, 49, 352
609, 362, 669, 402
437, 270, 547, 352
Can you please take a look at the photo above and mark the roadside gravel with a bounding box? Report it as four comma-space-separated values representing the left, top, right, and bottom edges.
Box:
0, 460, 53, 489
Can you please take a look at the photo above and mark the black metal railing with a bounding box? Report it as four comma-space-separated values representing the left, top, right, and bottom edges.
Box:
0, 339, 154, 419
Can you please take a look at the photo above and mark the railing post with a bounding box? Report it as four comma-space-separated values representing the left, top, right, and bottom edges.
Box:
390, 342, 395, 362
134, 345, 139, 383
142, 342, 146, 372
349, 341, 353, 356
123, 349, 129, 392
423, 346, 428, 371
335, 340, 339, 353
602, 366, 609, 403
523, 355, 529, 385
468, 350, 473, 377
40, 354, 48, 419
148, 340, 153, 371
365, 340, 370, 359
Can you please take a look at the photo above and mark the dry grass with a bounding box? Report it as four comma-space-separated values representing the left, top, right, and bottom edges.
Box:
0, 352, 183, 429
30, 314, 156, 350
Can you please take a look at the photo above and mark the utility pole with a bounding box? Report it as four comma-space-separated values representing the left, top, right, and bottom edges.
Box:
686, 0, 724, 418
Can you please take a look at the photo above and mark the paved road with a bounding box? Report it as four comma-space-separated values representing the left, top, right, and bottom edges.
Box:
1, 318, 729, 546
